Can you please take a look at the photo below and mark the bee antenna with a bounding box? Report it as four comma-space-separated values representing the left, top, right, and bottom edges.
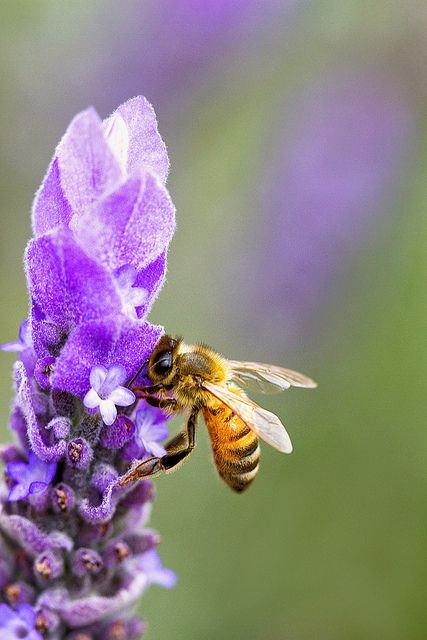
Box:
127, 358, 149, 388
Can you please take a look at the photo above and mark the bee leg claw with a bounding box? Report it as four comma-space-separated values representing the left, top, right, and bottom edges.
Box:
118, 457, 164, 486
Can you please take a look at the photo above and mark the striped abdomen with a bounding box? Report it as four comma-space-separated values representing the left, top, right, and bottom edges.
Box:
203, 402, 260, 492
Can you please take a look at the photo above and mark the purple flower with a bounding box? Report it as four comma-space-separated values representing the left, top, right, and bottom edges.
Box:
0, 319, 32, 353
242, 75, 412, 342
137, 550, 177, 589
0, 603, 42, 640
135, 405, 169, 457
0, 97, 175, 638
7, 451, 57, 502
84, 364, 136, 425
100, 1, 299, 106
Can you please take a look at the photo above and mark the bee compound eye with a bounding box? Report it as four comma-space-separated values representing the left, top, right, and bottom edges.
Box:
153, 351, 173, 376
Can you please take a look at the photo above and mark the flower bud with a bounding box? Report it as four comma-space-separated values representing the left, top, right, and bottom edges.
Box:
66, 437, 93, 469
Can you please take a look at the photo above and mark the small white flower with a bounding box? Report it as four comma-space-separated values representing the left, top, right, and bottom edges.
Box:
83, 364, 135, 426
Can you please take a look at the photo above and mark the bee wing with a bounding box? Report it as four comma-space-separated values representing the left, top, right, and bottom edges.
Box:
202, 380, 293, 453
228, 360, 317, 394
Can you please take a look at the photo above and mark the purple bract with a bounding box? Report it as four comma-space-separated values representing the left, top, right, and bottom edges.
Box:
0, 96, 176, 639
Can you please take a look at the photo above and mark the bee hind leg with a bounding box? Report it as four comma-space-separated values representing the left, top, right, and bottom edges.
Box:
118, 409, 197, 486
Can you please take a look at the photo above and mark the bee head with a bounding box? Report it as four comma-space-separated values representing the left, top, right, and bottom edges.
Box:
148, 335, 181, 383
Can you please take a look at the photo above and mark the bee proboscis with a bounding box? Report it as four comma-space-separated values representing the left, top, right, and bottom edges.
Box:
119, 336, 316, 492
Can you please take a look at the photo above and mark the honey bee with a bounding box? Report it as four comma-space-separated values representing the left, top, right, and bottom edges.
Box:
119, 336, 316, 492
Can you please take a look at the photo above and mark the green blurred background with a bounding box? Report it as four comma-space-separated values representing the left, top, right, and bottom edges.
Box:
1, 2, 426, 638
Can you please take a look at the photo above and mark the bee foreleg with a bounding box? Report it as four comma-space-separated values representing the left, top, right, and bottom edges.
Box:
143, 396, 179, 413
132, 383, 174, 398
118, 409, 198, 486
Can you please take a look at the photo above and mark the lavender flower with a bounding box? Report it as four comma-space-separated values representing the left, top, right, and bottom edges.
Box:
0, 96, 176, 638
134, 405, 169, 458
7, 452, 57, 502
0, 320, 32, 353
0, 603, 42, 640
101, 0, 298, 106
245, 75, 411, 342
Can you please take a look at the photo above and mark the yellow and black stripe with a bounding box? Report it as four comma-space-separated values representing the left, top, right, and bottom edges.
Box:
203, 404, 260, 492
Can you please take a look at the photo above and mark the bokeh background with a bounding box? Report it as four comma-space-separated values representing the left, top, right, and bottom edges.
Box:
0, 2, 426, 638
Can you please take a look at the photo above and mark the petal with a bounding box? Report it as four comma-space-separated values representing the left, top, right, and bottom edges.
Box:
110, 321, 163, 382
17, 603, 37, 628
25, 234, 68, 330
43, 461, 58, 484
145, 420, 169, 442
108, 387, 135, 407
25, 230, 121, 357
32, 156, 73, 236
150, 567, 177, 589
18, 319, 31, 346
89, 365, 108, 391
0, 603, 16, 623
147, 441, 167, 458
8, 483, 30, 502
6, 461, 29, 483
139, 550, 176, 588
115, 263, 137, 289
0, 340, 24, 352
72, 171, 175, 273
134, 251, 167, 320
99, 400, 117, 426
101, 364, 127, 394
26, 454, 57, 491
57, 107, 122, 217
28, 481, 48, 495
100, 416, 135, 449
83, 387, 101, 409
103, 111, 129, 172
115, 95, 170, 184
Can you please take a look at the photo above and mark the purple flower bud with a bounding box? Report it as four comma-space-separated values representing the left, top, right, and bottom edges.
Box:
66, 632, 94, 640
51, 482, 75, 514
34, 356, 56, 390
90, 464, 118, 492
34, 550, 63, 581
126, 529, 160, 555
102, 616, 146, 640
46, 416, 72, 440
102, 539, 132, 569
34, 607, 60, 635
66, 437, 93, 469
71, 548, 103, 578
3, 581, 35, 606
100, 415, 135, 449
78, 522, 113, 546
